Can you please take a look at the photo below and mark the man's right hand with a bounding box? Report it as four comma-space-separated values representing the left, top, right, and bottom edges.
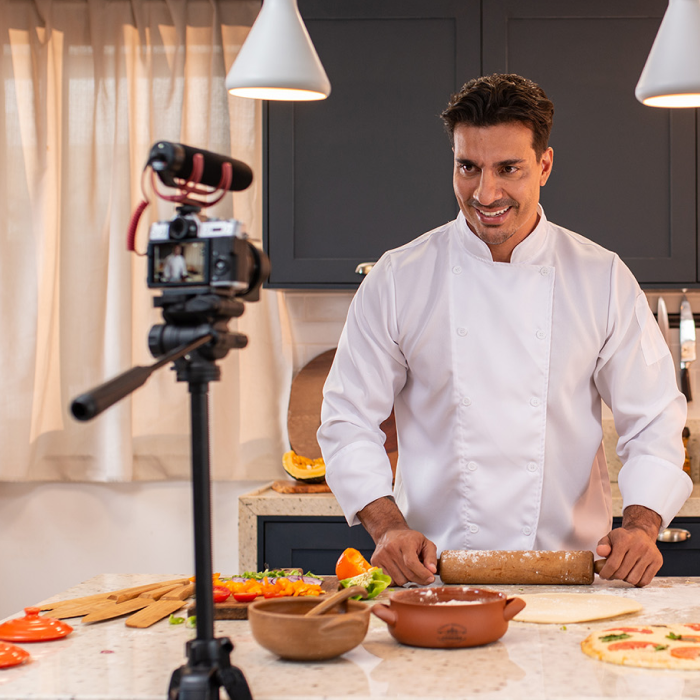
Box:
357, 496, 437, 586
371, 527, 438, 586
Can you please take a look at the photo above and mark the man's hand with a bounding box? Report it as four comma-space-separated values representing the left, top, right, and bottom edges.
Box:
596, 505, 663, 587
358, 496, 437, 586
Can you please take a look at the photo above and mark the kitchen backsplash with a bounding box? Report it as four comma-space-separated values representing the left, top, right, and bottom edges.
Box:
283, 290, 700, 484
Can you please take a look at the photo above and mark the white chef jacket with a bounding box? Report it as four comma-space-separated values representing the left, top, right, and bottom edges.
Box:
162, 254, 188, 282
318, 208, 693, 555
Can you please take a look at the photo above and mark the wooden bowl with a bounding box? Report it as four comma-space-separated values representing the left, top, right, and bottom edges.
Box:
371, 586, 525, 648
248, 596, 370, 661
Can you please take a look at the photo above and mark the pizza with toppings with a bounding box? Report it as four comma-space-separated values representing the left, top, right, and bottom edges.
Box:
581, 624, 700, 669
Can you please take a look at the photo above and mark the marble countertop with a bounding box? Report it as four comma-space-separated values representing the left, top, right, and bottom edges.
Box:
2, 574, 700, 699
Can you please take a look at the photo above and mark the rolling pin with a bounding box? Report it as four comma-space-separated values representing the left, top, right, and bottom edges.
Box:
438, 550, 606, 585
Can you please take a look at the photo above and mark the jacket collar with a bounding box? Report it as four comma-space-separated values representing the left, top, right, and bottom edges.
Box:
456, 206, 549, 264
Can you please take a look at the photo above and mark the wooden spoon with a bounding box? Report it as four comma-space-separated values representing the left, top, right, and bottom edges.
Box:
304, 586, 368, 617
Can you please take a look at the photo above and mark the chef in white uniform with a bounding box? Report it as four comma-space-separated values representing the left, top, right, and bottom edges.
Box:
317, 74, 693, 588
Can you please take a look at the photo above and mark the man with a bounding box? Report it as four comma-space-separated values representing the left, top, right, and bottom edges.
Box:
161, 244, 188, 283
317, 74, 692, 588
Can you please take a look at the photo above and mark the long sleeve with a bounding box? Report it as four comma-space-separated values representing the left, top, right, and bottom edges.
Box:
593, 256, 692, 527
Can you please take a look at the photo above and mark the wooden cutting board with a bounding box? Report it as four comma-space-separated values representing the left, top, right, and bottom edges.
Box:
189, 576, 340, 620
288, 348, 397, 475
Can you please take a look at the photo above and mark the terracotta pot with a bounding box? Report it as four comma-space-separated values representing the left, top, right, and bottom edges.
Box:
248, 596, 370, 661
371, 586, 525, 648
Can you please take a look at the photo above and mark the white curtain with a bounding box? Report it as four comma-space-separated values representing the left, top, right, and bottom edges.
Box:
0, 0, 293, 481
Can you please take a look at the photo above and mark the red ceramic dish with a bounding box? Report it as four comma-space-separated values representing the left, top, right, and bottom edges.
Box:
372, 586, 525, 648
0, 642, 30, 668
0, 608, 73, 643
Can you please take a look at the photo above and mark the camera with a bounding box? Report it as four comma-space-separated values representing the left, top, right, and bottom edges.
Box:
147, 206, 269, 301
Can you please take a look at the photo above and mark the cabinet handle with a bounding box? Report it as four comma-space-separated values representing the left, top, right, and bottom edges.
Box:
657, 528, 691, 543
355, 262, 376, 276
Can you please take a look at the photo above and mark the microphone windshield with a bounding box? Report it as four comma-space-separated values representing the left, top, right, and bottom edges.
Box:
148, 141, 253, 192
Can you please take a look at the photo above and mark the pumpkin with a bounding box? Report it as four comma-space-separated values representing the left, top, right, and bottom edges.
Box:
282, 451, 326, 483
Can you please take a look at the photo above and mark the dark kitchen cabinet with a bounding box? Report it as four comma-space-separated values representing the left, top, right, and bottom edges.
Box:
259, 515, 700, 578
264, 0, 699, 289
482, 0, 697, 286
264, 0, 479, 288
257, 515, 375, 575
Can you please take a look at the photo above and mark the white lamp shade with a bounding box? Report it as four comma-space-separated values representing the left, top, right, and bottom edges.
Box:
636, 0, 700, 107
226, 0, 331, 101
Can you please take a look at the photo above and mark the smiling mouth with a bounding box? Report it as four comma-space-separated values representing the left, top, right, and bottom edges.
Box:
474, 205, 512, 222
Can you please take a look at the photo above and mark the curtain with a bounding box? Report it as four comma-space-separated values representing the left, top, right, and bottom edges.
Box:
0, 0, 293, 481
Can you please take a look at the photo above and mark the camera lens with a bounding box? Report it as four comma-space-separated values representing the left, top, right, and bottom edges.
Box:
169, 216, 198, 240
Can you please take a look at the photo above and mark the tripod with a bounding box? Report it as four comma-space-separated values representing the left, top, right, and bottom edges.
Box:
72, 286, 254, 700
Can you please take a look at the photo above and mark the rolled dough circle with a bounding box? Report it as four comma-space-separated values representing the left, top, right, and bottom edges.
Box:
513, 593, 643, 624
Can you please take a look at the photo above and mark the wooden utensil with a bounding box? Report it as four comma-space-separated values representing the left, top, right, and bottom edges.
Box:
438, 550, 606, 585
81, 583, 191, 624
125, 583, 196, 628
38, 577, 191, 615
304, 586, 367, 617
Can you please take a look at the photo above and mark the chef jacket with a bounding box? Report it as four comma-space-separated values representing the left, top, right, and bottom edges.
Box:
318, 208, 693, 555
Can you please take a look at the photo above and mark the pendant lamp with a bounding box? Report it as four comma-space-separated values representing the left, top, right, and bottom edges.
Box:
226, 0, 331, 101
635, 0, 700, 107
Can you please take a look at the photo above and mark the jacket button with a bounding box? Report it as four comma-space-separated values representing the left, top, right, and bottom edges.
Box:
469, 524, 479, 534
462, 397, 472, 406
522, 526, 532, 536
530, 397, 541, 407
527, 462, 537, 472
536, 329, 546, 339
452, 265, 462, 274
457, 327, 468, 336
540, 267, 550, 275
467, 461, 477, 471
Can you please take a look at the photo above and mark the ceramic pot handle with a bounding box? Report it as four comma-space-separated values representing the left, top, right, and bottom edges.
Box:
503, 597, 526, 621
371, 603, 397, 626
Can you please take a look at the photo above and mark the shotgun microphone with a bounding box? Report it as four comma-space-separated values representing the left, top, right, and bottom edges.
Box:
147, 141, 253, 192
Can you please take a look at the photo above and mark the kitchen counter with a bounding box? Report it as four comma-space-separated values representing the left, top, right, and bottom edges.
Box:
2, 573, 700, 699
239, 483, 700, 572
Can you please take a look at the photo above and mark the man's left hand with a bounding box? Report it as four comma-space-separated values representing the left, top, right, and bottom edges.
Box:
596, 505, 663, 587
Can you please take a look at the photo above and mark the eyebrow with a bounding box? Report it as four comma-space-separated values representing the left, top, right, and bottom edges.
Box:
455, 158, 525, 167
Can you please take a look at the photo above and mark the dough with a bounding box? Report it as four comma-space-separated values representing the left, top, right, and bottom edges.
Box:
581, 624, 700, 669
512, 593, 643, 624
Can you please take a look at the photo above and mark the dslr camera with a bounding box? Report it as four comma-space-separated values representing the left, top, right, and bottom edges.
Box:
147, 207, 267, 300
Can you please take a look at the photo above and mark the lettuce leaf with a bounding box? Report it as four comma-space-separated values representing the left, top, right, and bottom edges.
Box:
339, 568, 392, 599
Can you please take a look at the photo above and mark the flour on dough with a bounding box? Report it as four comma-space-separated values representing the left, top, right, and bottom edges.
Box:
513, 593, 643, 624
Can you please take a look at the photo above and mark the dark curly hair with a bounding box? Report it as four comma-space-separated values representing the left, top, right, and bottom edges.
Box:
441, 74, 554, 159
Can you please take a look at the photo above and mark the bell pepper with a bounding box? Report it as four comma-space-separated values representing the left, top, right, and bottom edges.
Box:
335, 548, 373, 580
339, 568, 392, 600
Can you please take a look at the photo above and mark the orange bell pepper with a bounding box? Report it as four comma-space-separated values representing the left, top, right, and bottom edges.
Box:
335, 548, 373, 580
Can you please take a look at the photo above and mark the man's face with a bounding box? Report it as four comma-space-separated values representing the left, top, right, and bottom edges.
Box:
452, 121, 553, 261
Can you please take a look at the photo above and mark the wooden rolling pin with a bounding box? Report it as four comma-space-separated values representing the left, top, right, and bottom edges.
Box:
438, 550, 605, 585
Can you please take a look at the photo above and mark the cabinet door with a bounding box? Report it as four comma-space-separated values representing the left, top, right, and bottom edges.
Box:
483, 0, 697, 285
265, 0, 479, 288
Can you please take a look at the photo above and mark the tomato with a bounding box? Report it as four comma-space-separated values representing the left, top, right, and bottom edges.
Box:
670, 646, 700, 660
335, 548, 372, 580
604, 627, 653, 634
233, 592, 258, 603
213, 585, 231, 603
686, 624, 700, 631
607, 641, 658, 651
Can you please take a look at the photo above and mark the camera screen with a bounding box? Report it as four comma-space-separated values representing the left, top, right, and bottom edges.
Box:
150, 241, 207, 286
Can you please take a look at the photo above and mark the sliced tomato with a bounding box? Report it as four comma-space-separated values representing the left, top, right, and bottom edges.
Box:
604, 627, 653, 634
213, 585, 231, 603
685, 624, 700, 631
670, 646, 700, 660
233, 592, 258, 603
608, 641, 658, 651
